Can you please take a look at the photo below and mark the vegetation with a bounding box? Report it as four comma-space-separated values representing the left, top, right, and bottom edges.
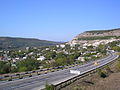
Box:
44, 53, 76, 68
0, 61, 10, 74
0, 59, 40, 74
0, 37, 60, 50
97, 69, 107, 78
17, 59, 40, 72
108, 41, 119, 47
45, 83, 55, 90
104, 65, 112, 73
97, 44, 107, 54
112, 46, 120, 52
73, 86, 82, 90
86, 28, 120, 33
116, 58, 120, 71
78, 36, 120, 40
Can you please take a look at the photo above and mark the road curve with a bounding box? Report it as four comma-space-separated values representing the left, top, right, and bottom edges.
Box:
0, 51, 119, 90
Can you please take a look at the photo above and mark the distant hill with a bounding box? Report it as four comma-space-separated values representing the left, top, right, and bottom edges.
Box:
0, 37, 61, 50
68, 28, 120, 45
76, 28, 120, 39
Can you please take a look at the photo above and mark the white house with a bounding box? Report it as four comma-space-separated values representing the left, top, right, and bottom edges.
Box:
60, 44, 65, 48
37, 56, 46, 61
83, 46, 87, 49
83, 43, 88, 46
53, 50, 56, 52
12, 59, 16, 62
23, 57, 27, 60
26, 47, 29, 50
46, 48, 50, 50
19, 50, 21, 52
28, 52, 34, 56
15, 58, 19, 60
56, 45, 60, 48
37, 53, 41, 56
78, 57, 85, 62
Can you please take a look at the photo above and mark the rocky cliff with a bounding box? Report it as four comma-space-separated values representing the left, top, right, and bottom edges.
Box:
68, 28, 120, 46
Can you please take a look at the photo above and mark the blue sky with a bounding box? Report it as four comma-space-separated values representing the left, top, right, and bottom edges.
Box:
0, 0, 120, 41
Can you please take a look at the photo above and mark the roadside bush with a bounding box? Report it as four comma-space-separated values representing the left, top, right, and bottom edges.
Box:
0, 61, 10, 74
45, 83, 55, 90
104, 65, 112, 73
97, 69, 107, 78
116, 58, 120, 71
73, 86, 83, 90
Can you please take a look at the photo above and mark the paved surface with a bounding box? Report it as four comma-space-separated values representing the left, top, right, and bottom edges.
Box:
0, 51, 119, 90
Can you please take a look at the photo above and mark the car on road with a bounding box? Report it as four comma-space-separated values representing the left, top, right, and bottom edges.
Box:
70, 70, 81, 75
94, 61, 98, 66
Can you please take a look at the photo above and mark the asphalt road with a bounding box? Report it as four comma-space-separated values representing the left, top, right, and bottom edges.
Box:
0, 51, 119, 90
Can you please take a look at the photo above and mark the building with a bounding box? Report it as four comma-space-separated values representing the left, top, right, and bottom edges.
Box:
37, 56, 46, 61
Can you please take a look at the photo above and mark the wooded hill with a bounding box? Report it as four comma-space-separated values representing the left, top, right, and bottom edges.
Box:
0, 37, 60, 50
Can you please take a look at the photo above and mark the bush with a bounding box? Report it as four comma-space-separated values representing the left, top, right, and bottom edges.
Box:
116, 58, 120, 71
0, 61, 10, 74
19, 66, 27, 72
104, 65, 112, 73
45, 83, 55, 90
97, 69, 107, 78
17, 59, 40, 72
112, 46, 120, 52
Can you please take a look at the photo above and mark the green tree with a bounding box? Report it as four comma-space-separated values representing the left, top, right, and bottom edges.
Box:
96, 44, 107, 54
67, 54, 75, 64
112, 46, 120, 52
0, 61, 10, 74
55, 57, 67, 66
45, 51, 56, 60
17, 59, 40, 72
19, 66, 27, 72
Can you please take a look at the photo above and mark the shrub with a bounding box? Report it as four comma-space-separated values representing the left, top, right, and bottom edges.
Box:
73, 86, 83, 90
116, 58, 120, 71
45, 83, 55, 90
97, 69, 107, 78
105, 65, 112, 73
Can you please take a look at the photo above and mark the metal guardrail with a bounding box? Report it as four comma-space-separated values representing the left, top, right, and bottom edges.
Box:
0, 61, 93, 81
0, 65, 78, 81
0, 68, 61, 81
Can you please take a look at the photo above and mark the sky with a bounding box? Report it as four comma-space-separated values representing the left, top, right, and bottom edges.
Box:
0, 0, 120, 42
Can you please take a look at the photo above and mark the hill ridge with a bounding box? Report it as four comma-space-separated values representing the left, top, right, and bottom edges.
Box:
0, 37, 60, 50
68, 28, 120, 46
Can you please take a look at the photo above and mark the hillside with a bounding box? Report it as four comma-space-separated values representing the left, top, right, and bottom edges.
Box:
0, 37, 60, 50
77, 28, 120, 38
68, 28, 120, 46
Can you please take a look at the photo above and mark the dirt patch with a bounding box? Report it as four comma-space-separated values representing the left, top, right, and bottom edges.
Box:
61, 61, 120, 90
86, 72, 120, 90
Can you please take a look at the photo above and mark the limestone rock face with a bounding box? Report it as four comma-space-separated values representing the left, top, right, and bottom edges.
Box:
68, 28, 120, 46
